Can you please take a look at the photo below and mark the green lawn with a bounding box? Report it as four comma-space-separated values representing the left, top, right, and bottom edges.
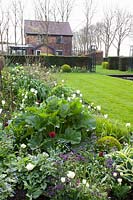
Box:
54, 66, 133, 125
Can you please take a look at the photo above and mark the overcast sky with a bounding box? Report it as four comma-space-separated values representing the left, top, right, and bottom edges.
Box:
1, 0, 133, 55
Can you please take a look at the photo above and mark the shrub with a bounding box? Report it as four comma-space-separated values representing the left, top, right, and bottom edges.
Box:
108, 57, 119, 70
119, 57, 129, 71
102, 62, 109, 69
97, 136, 122, 151
61, 64, 71, 72
95, 116, 130, 142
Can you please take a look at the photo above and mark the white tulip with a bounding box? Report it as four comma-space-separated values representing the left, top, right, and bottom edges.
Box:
113, 172, 117, 177
104, 114, 108, 119
26, 163, 35, 171
0, 108, 2, 114
21, 144, 26, 149
82, 179, 87, 184
126, 123, 131, 127
117, 178, 122, 184
2, 100, 5, 105
61, 177, 66, 183
67, 171, 75, 179
96, 105, 101, 111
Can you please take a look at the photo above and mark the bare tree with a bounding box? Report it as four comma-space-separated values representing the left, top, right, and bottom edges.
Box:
94, 22, 103, 50
0, 2, 10, 53
34, 0, 52, 55
82, 0, 96, 52
101, 9, 118, 57
113, 8, 132, 56
18, 0, 25, 45
11, 0, 19, 45
52, 0, 75, 22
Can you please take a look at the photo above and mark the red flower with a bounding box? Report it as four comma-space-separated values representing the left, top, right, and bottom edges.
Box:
99, 151, 104, 157
4, 122, 8, 127
49, 131, 56, 138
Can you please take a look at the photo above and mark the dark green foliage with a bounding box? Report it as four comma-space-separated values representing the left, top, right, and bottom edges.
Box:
119, 57, 129, 71
3, 55, 92, 69
108, 57, 119, 70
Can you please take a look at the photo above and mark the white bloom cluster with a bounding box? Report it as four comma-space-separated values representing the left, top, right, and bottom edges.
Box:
30, 88, 37, 95
1, 100, 5, 106
42, 152, 49, 157
76, 90, 80, 94
104, 114, 108, 119
117, 178, 122, 184
0, 108, 2, 114
96, 105, 101, 111
67, 171, 75, 179
61, 177, 66, 183
26, 163, 35, 171
21, 144, 26, 149
126, 123, 131, 128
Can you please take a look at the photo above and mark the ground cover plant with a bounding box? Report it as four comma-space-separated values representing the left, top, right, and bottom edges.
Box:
0, 65, 133, 200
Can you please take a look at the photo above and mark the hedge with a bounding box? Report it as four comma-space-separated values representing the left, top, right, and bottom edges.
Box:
108, 57, 119, 70
3, 55, 92, 69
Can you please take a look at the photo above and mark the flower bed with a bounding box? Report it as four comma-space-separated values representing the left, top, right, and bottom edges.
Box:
0, 66, 133, 200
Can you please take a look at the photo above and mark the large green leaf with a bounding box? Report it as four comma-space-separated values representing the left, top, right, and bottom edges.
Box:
60, 128, 81, 144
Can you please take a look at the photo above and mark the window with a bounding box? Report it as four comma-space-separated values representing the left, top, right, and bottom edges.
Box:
56, 50, 63, 56
36, 50, 41, 55
56, 36, 63, 44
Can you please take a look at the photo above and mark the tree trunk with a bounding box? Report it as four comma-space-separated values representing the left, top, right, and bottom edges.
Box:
117, 41, 121, 57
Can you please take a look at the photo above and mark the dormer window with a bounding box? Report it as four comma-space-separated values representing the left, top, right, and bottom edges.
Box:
56, 36, 63, 44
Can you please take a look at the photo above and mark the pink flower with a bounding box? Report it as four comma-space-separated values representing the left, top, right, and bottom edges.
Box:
49, 131, 56, 138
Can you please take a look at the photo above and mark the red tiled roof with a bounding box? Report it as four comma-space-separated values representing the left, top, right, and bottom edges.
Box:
24, 20, 73, 36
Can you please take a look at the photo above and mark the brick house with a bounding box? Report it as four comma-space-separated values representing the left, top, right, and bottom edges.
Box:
24, 20, 73, 56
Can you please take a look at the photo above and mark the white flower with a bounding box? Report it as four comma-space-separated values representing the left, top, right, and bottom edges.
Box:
82, 179, 87, 184
30, 88, 35, 93
2, 100, 5, 105
120, 172, 123, 176
62, 80, 64, 83
76, 90, 80, 94
104, 114, 108, 119
67, 97, 71, 101
34, 90, 37, 95
117, 178, 122, 184
26, 163, 35, 171
67, 171, 75, 179
126, 123, 131, 128
88, 105, 91, 109
61, 94, 64, 98
86, 183, 89, 187
42, 152, 49, 157
96, 105, 101, 111
61, 177, 66, 183
21, 144, 26, 149
80, 93, 83, 97
72, 93, 76, 98
0, 108, 2, 114
113, 172, 117, 177
80, 100, 82, 103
